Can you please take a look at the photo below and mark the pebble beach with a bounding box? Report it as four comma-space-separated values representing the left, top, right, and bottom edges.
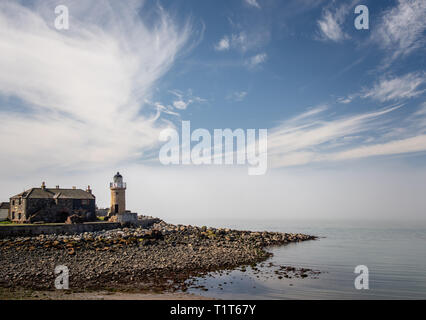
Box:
0, 220, 317, 298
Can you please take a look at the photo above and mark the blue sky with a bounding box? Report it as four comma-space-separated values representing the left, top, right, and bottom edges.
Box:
140, 0, 426, 172
0, 0, 425, 220
148, 0, 424, 130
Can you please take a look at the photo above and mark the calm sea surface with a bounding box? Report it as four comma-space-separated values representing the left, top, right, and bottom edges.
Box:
167, 218, 426, 299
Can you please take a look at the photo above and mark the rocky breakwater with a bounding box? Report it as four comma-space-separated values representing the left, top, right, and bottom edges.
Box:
0, 220, 317, 292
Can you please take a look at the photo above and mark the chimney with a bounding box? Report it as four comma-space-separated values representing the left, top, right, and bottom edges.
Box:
86, 185, 92, 194
56, 185, 60, 189
72, 186, 76, 190
41, 182, 46, 190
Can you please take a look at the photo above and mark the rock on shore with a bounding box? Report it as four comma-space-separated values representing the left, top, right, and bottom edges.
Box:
0, 220, 317, 292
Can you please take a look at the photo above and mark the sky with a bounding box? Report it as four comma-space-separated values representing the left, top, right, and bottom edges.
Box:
0, 0, 425, 222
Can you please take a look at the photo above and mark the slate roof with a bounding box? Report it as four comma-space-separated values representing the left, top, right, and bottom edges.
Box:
0, 202, 9, 209
11, 188, 95, 200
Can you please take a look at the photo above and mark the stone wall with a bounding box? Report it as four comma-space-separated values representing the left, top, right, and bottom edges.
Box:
112, 212, 138, 224
27, 198, 54, 217
110, 188, 126, 215
12, 198, 97, 224
28, 202, 70, 224
0, 208, 8, 221
0, 219, 159, 238
9, 197, 27, 222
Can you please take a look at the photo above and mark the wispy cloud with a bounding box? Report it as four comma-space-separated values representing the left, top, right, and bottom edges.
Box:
316, 3, 351, 42
214, 36, 230, 51
372, 0, 426, 63
214, 31, 269, 53
415, 102, 426, 116
338, 72, 425, 104
227, 91, 248, 102
245, 53, 267, 68
0, 0, 191, 174
244, 0, 261, 9
337, 96, 354, 104
269, 104, 426, 168
362, 72, 425, 102
285, 104, 329, 123
146, 88, 207, 120
214, 31, 269, 70
169, 89, 206, 111
169, 90, 189, 110
328, 135, 426, 161
153, 103, 180, 117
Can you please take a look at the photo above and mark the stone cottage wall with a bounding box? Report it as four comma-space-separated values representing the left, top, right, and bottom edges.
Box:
9, 197, 27, 222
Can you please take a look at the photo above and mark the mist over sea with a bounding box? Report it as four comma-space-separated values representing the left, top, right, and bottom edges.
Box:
167, 218, 426, 299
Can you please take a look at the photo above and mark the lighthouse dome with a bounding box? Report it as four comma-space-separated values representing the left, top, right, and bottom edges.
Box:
113, 172, 123, 184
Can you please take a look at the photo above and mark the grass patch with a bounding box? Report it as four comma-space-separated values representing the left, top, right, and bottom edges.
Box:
0, 221, 12, 225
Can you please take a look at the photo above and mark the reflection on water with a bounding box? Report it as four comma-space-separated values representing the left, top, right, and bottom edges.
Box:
172, 219, 426, 299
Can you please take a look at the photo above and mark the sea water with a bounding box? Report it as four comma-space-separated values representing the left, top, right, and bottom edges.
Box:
169, 218, 426, 300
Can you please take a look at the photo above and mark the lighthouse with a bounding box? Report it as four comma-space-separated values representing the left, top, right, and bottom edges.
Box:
110, 172, 126, 215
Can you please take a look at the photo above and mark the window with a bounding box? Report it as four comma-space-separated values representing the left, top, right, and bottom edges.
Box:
81, 199, 89, 205
12, 200, 15, 205
18, 198, 22, 205
18, 213, 21, 220
12, 212, 15, 219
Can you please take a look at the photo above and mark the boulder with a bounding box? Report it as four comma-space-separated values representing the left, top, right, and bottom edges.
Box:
144, 230, 163, 240
65, 214, 85, 224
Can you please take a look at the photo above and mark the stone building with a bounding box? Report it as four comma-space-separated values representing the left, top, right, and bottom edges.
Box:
0, 202, 9, 221
9, 182, 96, 223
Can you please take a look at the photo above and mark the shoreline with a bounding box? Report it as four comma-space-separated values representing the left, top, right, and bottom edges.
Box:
0, 220, 317, 299
0, 287, 215, 300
